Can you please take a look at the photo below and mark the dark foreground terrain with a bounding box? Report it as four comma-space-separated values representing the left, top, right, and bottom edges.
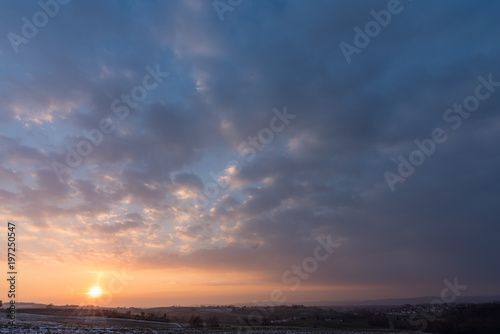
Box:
2, 302, 499, 333
0, 329, 413, 334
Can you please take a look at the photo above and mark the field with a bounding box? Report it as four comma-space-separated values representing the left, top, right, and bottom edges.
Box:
0, 308, 420, 333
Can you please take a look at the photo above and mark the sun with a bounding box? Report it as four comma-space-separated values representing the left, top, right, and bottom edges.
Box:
88, 285, 103, 298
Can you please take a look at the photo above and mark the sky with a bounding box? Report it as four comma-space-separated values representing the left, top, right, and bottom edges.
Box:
0, 0, 500, 308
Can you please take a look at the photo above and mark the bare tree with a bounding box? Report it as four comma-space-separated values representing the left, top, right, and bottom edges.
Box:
189, 315, 204, 328
207, 315, 220, 327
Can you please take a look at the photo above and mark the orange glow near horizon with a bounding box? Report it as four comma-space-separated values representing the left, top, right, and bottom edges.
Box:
16, 262, 386, 307
18, 255, 488, 308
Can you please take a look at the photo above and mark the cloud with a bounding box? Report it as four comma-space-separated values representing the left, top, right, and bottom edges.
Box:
91, 220, 146, 235
0, 0, 499, 301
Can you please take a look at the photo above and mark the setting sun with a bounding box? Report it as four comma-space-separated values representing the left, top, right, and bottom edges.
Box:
88, 286, 103, 298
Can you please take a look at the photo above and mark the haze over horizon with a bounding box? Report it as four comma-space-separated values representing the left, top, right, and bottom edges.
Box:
1, 0, 499, 308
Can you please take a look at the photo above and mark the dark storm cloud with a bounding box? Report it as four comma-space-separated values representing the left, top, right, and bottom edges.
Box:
1, 0, 500, 298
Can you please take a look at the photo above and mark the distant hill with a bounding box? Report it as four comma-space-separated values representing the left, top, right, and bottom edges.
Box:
12, 302, 81, 309
13, 295, 500, 309
14, 302, 48, 309
299, 295, 500, 307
